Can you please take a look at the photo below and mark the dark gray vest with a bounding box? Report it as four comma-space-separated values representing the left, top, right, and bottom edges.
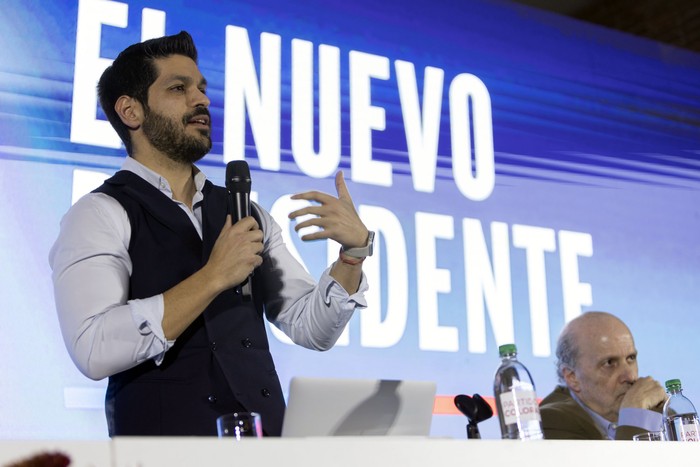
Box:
93, 170, 285, 436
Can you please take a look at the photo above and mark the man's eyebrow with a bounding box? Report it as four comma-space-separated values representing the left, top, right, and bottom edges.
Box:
164, 75, 208, 87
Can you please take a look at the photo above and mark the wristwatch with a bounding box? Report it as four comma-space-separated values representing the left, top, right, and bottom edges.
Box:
341, 231, 375, 258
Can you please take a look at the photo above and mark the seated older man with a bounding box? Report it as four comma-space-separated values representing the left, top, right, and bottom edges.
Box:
540, 311, 666, 440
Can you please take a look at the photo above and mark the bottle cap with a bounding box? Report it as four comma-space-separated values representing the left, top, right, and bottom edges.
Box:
665, 379, 682, 390
498, 343, 517, 356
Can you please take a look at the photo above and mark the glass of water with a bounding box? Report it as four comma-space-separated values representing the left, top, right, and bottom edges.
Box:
632, 431, 665, 441
216, 412, 263, 439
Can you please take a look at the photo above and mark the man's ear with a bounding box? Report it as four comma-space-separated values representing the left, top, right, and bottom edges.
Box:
114, 95, 143, 130
563, 367, 580, 393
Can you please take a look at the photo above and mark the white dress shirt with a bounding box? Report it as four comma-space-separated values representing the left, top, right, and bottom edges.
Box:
49, 157, 367, 381
570, 387, 663, 439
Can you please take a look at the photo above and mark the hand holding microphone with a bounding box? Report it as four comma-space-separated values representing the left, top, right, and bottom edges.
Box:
225, 160, 256, 299
195, 160, 259, 301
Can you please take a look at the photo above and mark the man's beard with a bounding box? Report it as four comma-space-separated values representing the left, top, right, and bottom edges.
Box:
141, 107, 212, 164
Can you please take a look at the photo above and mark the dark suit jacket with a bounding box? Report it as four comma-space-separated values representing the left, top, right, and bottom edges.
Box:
539, 385, 650, 440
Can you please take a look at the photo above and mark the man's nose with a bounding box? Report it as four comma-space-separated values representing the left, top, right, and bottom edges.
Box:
192, 88, 210, 108
619, 363, 636, 383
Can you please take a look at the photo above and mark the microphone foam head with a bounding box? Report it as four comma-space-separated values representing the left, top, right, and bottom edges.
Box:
226, 160, 251, 191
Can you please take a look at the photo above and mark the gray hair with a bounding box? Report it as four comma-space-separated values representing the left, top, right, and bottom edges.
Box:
555, 328, 578, 384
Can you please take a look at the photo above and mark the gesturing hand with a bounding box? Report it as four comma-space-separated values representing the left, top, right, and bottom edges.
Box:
288, 171, 369, 249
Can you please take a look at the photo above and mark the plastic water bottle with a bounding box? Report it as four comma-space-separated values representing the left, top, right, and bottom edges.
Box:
493, 343, 544, 440
663, 379, 700, 441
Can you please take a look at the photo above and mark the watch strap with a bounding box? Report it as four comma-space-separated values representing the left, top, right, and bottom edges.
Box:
340, 230, 375, 258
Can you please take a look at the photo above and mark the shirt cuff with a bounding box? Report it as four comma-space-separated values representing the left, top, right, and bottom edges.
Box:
318, 266, 369, 308
618, 407, 663, 432
129, 294, 173, 365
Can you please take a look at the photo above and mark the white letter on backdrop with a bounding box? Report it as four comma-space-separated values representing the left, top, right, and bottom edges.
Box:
449, 73, 495, 201
463, 219, 513, 353
353, 205, 408, 348
416, 212, 458, 351
512, 224, 556, 357
395, 61, 444, 193
291, 39, 341, 178
71, 0, 165, 148
349, 50, 392, 186
225, 27, 281, 169
559, 230, 593, 324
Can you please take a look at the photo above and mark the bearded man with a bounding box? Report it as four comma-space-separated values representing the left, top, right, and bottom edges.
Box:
50, 31, 373, 437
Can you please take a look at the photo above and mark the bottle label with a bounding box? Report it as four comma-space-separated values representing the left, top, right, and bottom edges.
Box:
681, 422, 698, 442
666, 413, 700, 441
499, 389, 541, 425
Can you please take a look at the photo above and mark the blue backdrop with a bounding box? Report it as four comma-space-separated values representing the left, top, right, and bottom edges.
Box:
1, 0, 698, 439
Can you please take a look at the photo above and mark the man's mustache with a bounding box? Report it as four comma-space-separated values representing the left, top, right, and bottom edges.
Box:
183, 108, 211, 126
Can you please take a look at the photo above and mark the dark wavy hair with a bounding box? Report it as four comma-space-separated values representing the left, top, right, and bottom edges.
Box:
97, 31, 198, 155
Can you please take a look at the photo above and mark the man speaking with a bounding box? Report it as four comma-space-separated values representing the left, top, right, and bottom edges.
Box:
49, 31, 373, 437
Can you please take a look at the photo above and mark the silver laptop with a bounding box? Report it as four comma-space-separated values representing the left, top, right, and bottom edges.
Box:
280, 376, 437, 437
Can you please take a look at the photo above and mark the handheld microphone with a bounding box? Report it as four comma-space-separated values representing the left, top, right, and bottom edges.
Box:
226, 160, 251, 223
225, 160, 253, 300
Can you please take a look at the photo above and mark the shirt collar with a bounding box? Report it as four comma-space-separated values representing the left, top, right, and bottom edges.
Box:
569, 389, 617, 439
121, 157, 207, 203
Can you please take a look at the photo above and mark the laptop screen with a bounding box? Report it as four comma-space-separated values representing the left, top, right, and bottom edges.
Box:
281, 377, 437, 437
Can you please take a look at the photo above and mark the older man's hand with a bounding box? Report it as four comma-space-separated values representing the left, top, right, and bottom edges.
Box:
620, 376, 667, 410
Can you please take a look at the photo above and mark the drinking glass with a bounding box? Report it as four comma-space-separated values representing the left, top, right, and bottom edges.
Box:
632, 431, 665, 441
216, 412, 263, 439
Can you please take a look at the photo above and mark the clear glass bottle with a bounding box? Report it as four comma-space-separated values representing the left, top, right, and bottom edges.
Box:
493, 343, 544, 439
663, 379, 700, 442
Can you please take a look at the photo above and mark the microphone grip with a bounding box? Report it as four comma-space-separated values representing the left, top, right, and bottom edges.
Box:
228, 192, 250, 223
227, 191, 253, 301
240, 278, 252, 301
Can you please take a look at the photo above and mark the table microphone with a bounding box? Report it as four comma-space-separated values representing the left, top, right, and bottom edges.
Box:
225, 160, 252, 300
454, 393, 493, 439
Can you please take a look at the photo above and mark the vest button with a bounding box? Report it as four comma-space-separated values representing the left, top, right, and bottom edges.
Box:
261, 388, 271, 397
241, 338, 252, 348
210, 341, 217, 351
208, 395, 217, 404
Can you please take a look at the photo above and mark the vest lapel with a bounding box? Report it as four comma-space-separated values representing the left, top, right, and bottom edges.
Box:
201, 180, 226, 262
107, 171, 201, 249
